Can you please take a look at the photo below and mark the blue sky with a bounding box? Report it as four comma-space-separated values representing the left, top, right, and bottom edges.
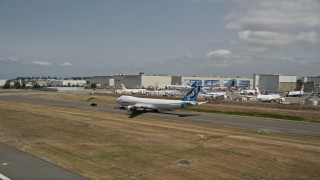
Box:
0, 0, 319, 78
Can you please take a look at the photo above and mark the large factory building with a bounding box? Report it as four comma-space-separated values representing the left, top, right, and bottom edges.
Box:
114, 72, 171, 89
86, 76, 114, 88
302, 76, 320, 92
253, 74, 297, 93
172, 76, 253, 89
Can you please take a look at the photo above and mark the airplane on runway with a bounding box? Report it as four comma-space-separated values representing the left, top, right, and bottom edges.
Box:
119, 84, 147, 94
116, 86, 206, 112
256, 87, 285, 103
286, 85, 304, 97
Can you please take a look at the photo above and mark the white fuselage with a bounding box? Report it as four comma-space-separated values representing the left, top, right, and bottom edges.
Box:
122, 89, 146, 94
287, 91, 303, 96
169, 85, 191, 91
116, 95, 196, 110
240, 89, 256, 95
257, 94, 284, 101
201, 92, 227, 99
146, 90, 178, 96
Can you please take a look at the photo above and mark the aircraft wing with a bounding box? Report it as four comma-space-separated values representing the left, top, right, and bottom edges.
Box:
198, 101, 208, 105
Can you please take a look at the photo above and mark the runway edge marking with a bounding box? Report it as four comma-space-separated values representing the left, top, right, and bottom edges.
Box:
0, 174, 11, 180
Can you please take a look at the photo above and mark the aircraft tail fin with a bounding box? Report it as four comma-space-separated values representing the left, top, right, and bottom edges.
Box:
184, 80, 198, 87
120, 84, 127, 91
226, 79, 235, 90
201, 87, 208, 95
181, 86, 201, 101
256, 86, 261, 96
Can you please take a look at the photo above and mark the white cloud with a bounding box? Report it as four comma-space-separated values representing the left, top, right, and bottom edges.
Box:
60, 62, 72, 66
226, 0, 320, 48
0, 57, 20, 62
246, 47, 268, 53
238, 30, 319, 45
179, 0, 221, 2
296, 31, 319, 44
226, 0, 320, 31
31, 61, 51, 66
206, 49, 232, 58
238, 30, 291, 45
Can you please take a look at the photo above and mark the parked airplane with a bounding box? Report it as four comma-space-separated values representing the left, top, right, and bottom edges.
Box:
286, 85, 304, 97
169, 81, 193, 91
201, 88, 227, 99
240, 89, 256, 95
119, 84, 147, 94
116, 86, 206, 112
256, 87, 285, 103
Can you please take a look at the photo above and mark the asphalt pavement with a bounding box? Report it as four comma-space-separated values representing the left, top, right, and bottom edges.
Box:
0, 143, 87, 180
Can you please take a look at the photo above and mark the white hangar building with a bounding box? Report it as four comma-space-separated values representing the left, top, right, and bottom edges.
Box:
114, 72, 172, 89
171, 76, 253, 88
86, 76, 114, 88
253, 74, 297, 93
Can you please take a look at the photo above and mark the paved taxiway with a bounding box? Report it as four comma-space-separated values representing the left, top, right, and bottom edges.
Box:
1, 92, 320, 137
0, 143, 86, 180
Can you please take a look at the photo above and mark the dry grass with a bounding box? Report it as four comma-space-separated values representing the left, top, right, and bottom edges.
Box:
1, 95, 320, 179
191, 103, 320, 123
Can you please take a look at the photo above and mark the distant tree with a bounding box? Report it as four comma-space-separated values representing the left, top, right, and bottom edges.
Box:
296, 79, 302, 91
33, 83, 41, 89
91, 83, 97, 89
14, 82, 22, 89
22, 82, 26, 88
3, 80, 11, 89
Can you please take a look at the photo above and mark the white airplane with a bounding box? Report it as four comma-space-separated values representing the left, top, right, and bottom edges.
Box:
286, 85, 304, 97
256, 87, 285, 103
119, 84, 147, 94
116, 86, 206, 112
201, 88, 227, 99
169, 81, 193, 91
240, 89, 256, 95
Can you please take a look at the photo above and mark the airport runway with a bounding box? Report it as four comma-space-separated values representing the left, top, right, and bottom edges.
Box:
1, 92, 320, 137
0, 143, 86, 180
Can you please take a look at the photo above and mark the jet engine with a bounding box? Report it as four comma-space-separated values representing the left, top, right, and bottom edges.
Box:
126, 105, 136, 111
